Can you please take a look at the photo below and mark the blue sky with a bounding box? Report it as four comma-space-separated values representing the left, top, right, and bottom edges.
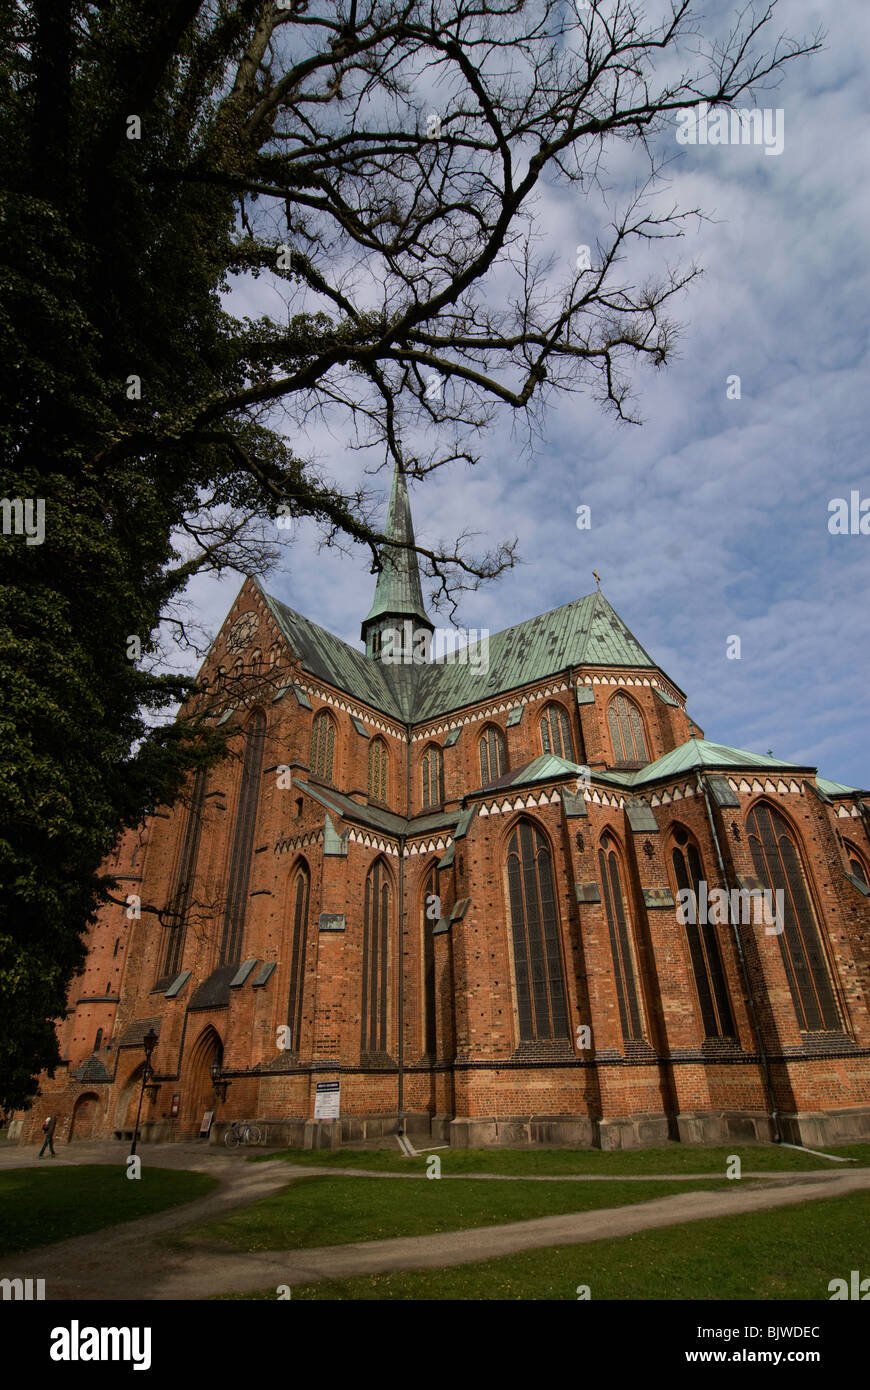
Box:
183, 0, 870, 789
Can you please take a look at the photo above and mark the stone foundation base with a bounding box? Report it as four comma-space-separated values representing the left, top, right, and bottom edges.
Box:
340, 1110, 431, 1143
249, 1111, 439, 1151
597, 1114, 672, 1150
674, 1106, 870, 1149
778, 1107, 870, 1148
432, 1113, 453, 1143
449, 1115, 597, 1149
445, 1107, 870, 1150
449, 1113, 682, 1149
10, 1104, 870, 1152
675, 1111, 775, 1145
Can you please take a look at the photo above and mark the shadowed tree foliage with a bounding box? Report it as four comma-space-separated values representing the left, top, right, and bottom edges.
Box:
0, 0, 818, 1108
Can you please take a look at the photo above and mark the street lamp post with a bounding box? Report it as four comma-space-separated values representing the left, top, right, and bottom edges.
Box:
210, 1057, 229, 1103
130, 1027, 159, 1158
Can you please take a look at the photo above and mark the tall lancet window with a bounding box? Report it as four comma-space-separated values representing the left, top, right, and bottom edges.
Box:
422, 863, 438, 1056
479, 725, 507, 784
505, 820, 569, 1041
540, 703, 574, 760
368, 738, 388, 804
310, 709, 336, 782
421, 744, 443, 809
670, 828, 734, 1039
607, 694, 648, 763
286, 863, 310, 1053
361, 859, 390, 1054
599, 835, 644, 1042
219, 710, 266, 965
747, 803, 840, 1032
161, 763, 208, 980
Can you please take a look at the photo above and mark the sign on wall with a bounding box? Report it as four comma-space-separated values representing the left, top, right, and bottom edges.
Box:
170, 1093, 180, 1117
200, 1110, 214, 1135
314, 1082, 340, 1120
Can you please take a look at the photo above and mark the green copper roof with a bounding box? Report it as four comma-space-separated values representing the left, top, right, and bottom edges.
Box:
412, 590, 663, 720
261, 587, 406, 717
246, 581, 867, 801
610, 738, 810, 787
478, 754, 586, 793
816, 776, 860, 797
260, 579, 672, 725
361, 465, 432, 632
295, 777, 458, 836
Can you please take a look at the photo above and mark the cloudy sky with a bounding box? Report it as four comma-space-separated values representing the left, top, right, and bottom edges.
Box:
182, 0, 870, 789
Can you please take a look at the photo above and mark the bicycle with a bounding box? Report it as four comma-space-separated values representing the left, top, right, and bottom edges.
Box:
224, 1120, 263, 1148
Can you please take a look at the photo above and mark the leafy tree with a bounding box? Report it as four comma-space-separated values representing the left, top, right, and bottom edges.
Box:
0, 0, 818, 1108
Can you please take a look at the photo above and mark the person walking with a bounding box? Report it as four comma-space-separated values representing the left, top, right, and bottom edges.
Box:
38, 1115, 57, 1158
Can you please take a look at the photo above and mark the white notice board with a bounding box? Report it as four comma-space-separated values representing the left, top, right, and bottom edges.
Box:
314, 1081, 340, 1119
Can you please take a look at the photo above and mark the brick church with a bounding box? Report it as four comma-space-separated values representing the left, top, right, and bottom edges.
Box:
14, 465, 870, 1150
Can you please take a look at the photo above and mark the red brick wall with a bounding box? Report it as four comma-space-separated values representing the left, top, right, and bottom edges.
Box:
13, 578, 870, 1145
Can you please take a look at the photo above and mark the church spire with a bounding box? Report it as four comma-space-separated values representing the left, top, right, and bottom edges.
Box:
361, 462, 434, 661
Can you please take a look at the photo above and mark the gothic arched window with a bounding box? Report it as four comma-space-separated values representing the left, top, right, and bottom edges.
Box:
747, 803, 840, 1031
479, 725, 507, 784
422, 863, 438, 1056
161, 763, 208, 980
362, 860, 390, 1054
310, 709, 336, 783
670, 829, 734, 1039
505, 820, 569, 1041
286, 863, 310, 1053
368, 739, 388, 804
219, 710, 266, 964
421, 744, 443, 809
540, 703, 573, 760
599, 835, 644, 1042
607, 693, 649, 763
844, 842, 869, 885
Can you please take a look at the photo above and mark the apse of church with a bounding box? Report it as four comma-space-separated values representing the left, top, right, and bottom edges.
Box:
16, 465, 870, 1150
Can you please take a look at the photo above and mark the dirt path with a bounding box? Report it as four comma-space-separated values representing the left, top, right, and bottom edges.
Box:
3, 1143, 868, 1301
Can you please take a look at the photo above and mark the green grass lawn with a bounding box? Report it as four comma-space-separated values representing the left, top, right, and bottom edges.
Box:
173, 1174, 732, 1253
0, 1165, 217, 1256
256, 1141, 870, 1177
220, 1188, 870, 1300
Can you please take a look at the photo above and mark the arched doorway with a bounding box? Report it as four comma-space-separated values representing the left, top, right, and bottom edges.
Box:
182, 1026, 223, 1137
69, 1092, 100, 1141
113, 1063, 146, 1138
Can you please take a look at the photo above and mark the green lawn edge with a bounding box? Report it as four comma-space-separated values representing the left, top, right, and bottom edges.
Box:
0, 1165, 218, 1256
252, 1141, 870, 1177
215, 1188, 870, 1301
